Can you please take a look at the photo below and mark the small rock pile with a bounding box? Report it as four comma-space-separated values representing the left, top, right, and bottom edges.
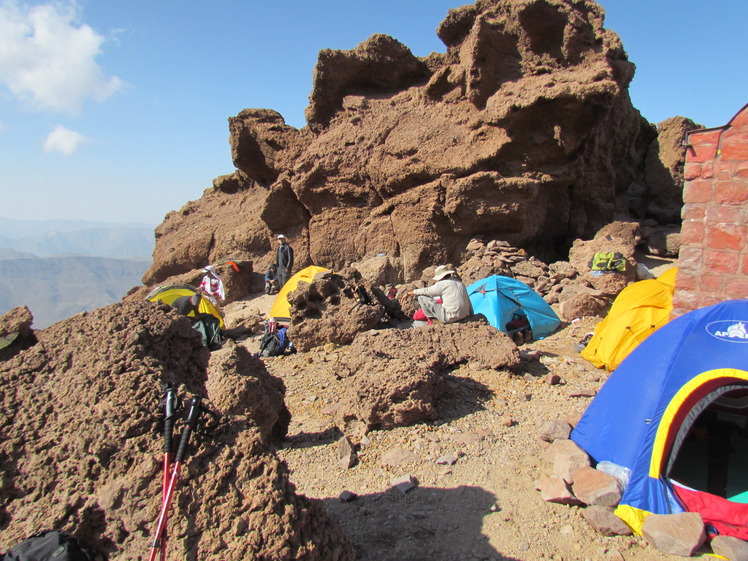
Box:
535, 425, 748, 559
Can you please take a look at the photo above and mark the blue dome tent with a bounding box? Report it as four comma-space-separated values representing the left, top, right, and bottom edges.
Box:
571, 299, 748, 539
466, 275, 560, 339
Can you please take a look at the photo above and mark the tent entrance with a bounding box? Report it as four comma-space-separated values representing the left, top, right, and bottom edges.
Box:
668, 387, 748, 502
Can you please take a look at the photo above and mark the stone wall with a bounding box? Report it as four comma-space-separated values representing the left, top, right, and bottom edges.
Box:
672, 104, 748, 317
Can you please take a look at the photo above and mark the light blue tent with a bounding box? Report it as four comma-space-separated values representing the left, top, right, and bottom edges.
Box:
467, 275, 560, 339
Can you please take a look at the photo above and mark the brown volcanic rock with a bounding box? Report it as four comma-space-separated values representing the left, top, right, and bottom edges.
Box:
229, 109, 310, 186
0, 301, 353, 560
333, 319, 519, 431
0, 306, 36, 362
206, 344, 290, 444
641, 116, 700, 223
144, 0, 661, 288
286, 272, 386, 352
305, 34, 431, 129
568, 221, 640, 295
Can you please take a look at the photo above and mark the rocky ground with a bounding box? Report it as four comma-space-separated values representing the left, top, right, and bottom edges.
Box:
221, 290, 676, 561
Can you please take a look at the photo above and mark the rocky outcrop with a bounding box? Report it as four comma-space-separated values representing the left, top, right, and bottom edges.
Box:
143, 0, 690, 292
286, 271, 386, 351
640, 116, 700, 223
0, 301, 353, 560
332, 319, 519, 433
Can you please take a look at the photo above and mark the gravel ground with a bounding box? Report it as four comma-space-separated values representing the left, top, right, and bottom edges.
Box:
222, 295, 676, 561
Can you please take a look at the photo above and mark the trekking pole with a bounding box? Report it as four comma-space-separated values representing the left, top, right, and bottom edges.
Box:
158, 385, 179, 561
148, 397, 203, 561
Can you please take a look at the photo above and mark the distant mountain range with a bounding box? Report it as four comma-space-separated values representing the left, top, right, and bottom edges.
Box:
0, 218, 155, 329
0, 217, 155, 258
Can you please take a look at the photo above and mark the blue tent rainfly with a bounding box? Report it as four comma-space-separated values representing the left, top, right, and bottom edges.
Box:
466, 275, 560, 339
571, 299, 748, 539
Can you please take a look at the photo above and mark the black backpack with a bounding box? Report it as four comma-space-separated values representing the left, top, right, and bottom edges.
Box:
3, 530, 105, 561
259, 327, 289, 357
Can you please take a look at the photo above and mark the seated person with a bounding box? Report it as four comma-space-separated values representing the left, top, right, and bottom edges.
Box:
408, 265, 473, 324
265, 264, 278, 295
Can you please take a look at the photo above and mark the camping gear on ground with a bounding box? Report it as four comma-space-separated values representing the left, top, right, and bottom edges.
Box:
148, 397, 205, 561
589, 251, 627, 272
259, 325, 290, 357
466, 275, 560, 339
190, 313, 224, 350
268, 265, 330, 322
146, 284, 225, 329
3, 529, 105, 561
581, 267, 677, 370
146, 285, 225, 349
571, 299, 748, 539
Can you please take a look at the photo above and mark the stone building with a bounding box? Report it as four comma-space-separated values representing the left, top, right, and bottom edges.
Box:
672, 103, 748, 317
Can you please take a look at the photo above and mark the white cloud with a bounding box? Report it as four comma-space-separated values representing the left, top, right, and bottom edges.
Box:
43, 124, 89, 154
0, 0, 124, 113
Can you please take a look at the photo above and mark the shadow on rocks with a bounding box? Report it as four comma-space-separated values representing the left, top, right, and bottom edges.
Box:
282, 425, 344, 450
435, 371, 494, 424
322, 485, 521, 561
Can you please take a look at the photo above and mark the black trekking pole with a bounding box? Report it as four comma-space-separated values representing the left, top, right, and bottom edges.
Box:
148, 397, 203, 561
158, 385, 179, 561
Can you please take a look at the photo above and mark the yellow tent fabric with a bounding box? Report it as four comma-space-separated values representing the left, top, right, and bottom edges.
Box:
581, 268, 677, 371
146, 284, 225, 328
268, 266, 330, 322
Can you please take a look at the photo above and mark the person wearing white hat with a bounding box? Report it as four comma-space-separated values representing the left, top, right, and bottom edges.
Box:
275, 234, 294, 291
408, 265, 473, 324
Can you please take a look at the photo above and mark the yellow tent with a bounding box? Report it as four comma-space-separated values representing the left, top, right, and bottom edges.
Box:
268, 266, 330, 322
581, 268, 677, 371
146, 284, 225, 328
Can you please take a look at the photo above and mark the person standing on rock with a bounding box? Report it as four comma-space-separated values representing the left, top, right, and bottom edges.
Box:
408, 265, 473, 324
275, 234, 294, 291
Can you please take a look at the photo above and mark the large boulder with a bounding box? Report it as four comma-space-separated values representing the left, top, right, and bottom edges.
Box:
143, 0, 671, 287
206, 344, 290, 444
286, 272, 386, 351
568, 221, 640, 296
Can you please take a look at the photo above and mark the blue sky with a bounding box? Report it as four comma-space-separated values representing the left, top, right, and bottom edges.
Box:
1, 0, 746, 226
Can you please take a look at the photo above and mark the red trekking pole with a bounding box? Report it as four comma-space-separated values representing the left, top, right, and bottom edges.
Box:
148, 397, 203, 561
157, 385, 179, 561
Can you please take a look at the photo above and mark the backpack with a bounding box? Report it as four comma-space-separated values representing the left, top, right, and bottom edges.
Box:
259, 327, 288, 357
191, 313, 223, 350
3, 530, 105, 561
589, 251, 627, 272
356, 285, 372, 305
